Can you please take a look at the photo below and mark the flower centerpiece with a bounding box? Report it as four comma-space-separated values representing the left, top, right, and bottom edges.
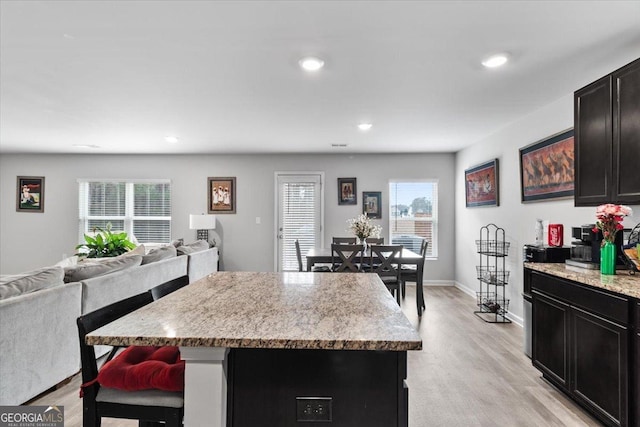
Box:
593, 204, 632, 275
347, 213, 382, 244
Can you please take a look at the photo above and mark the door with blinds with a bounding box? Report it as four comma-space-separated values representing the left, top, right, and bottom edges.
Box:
276, 173, 324, 272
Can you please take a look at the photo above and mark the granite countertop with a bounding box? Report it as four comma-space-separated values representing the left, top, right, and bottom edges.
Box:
87, 271, 422, 351
525, 263, 640, 299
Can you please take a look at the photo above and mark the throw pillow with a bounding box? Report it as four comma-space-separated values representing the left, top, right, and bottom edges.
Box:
176, 240, 209, 255
64, 255, 142, 283
142, 245, 177, 265
97, 346, 184, 391
170, 238, 184, 248
79, 245, 146, 263
0, 266, 64, 300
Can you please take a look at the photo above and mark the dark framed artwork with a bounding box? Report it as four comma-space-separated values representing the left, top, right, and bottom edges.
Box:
16, 176, 45, 213
519, 129, 574, 203
338, 177, 357, 205
208, 177, 236, 214
362, 191, 382, 219
465, 159, 499, 207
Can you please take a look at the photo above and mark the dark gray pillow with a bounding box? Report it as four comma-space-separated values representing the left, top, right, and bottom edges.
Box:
64, 255, 142, 283
0, 266, 64, 300
176, 240, 209, 255
142, 245, 177, 265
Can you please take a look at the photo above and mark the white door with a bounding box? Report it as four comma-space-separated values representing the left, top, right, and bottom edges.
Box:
275, 172, 324, 272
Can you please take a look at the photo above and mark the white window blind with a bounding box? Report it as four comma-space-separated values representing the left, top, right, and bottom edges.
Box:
279, 180, 321, 271
78, 180, 171, 244
389, 180, 438, 258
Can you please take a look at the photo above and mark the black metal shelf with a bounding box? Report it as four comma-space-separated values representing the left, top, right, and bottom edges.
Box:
474, 224, 511, 324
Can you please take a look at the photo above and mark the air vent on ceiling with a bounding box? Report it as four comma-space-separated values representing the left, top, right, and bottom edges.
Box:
331, 144, 348, 148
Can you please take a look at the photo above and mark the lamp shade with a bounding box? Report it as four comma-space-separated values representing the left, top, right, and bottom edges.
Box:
189, 214, 216, 230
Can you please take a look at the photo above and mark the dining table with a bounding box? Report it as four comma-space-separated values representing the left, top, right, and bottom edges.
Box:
305, 246, 427, 316
87, 271, 422, 427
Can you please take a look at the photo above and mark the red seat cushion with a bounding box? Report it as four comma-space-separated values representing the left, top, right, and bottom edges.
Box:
97, 346, 185, 392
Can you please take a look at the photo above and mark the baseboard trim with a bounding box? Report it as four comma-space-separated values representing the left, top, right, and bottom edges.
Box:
405, 280, 455, 287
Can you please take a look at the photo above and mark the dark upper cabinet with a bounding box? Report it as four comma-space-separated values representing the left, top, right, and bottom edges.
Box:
575, 58, 640, 206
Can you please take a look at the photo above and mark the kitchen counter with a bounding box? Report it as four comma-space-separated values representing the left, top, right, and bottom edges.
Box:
524, 262, 640, 299
88, 271, 421, 426
88, 271, 422, 350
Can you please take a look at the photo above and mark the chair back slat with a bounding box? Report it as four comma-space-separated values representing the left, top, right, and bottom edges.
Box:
365, 237, 384, 244
151, 276, 189, 300
331, 243, 364, 272
332, 237, 357, 244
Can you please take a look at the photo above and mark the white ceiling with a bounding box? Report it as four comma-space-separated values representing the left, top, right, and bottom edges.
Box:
1, 1, 639, 155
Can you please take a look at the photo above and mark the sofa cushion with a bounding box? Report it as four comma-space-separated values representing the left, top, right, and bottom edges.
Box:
64, 255, 142, 283
97, 346, 184, 392
176, 240, 209, 255
142, 245, 177, 265
79, 244, 146, 263
0, 266, 64, 300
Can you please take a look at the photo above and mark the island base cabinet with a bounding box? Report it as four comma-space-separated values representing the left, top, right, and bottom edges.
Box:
227, 348, 408, 427
572, 307, 628, 427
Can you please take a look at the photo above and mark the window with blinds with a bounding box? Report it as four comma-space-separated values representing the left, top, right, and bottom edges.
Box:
278, 176, 322, 272
78, 180, 171, 244
389, 180, 438, 258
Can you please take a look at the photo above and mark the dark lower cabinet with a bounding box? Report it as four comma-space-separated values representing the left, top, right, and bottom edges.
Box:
532, 291, 570, 390
227, 348, 408, 427
530, 270, 636, 427
571, 307, 628, 426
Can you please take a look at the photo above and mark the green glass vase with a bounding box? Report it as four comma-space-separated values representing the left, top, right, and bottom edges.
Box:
600, 241, 616, 275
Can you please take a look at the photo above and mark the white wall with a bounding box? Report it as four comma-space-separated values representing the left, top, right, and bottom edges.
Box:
455, 94, 640, 322
0, 153, 455, 279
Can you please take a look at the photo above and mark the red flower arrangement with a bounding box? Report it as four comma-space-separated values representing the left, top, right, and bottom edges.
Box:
593, 204, 633, 245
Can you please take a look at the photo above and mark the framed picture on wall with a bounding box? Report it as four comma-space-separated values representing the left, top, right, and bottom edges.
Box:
465, 159, 499, 207
362, 191, 382, 218
208, 177, 236, 214
519, 128, 574, 203
16, 176, 45, 213
338, 177, 357, 205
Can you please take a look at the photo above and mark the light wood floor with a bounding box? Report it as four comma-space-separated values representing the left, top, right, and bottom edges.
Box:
30, 286, 601, 426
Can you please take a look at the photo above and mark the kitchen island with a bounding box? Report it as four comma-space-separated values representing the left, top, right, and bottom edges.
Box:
88, 271, 422, 427
524, 263, 639, 427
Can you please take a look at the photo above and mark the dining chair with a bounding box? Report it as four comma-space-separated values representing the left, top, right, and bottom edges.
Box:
332, 237, 357, 244
77, 292, 184, 427
367, 245, 403, 304
364, 237, 384, 244
295, 239, 331, 272
331, 243, 364, 272
150, 275, 190, 300
401, 239, 429, 300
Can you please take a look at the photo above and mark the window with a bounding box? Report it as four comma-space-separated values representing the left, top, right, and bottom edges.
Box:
389, 180, 438, 257
78, 180, 171, 244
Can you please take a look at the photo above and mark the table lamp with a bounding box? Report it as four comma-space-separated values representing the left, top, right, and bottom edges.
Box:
189, 214, 216, 242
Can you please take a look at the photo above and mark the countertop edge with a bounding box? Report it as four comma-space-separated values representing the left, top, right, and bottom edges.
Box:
86, 336, 423, 351
524, 263, 640, 299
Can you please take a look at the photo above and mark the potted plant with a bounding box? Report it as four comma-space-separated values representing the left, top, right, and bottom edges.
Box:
75, 222, 136, 258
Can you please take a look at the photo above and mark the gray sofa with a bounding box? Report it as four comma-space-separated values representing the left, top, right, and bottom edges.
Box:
0, 245, 219, 405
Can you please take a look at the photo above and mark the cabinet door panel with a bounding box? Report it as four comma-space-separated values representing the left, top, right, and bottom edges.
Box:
572, 307, 628, 427
574, 76, 612, 206
613, 59, 640, 203
532, 291, 570, 390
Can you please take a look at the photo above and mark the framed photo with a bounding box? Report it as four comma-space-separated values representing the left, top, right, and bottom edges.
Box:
519, 129, 574, 203
16, 176, 45, 213
208, 177, 236, 214
362, 191, 382, 219
465, 159, 499, 207
338, 177, 357, 205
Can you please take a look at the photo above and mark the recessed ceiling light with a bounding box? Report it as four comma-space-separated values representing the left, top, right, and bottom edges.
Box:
482, 54, 508, 68
358, 123, 372, 131
165, 136, 179, 144
73, 144, 100, 149
299, 57, 325, 72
